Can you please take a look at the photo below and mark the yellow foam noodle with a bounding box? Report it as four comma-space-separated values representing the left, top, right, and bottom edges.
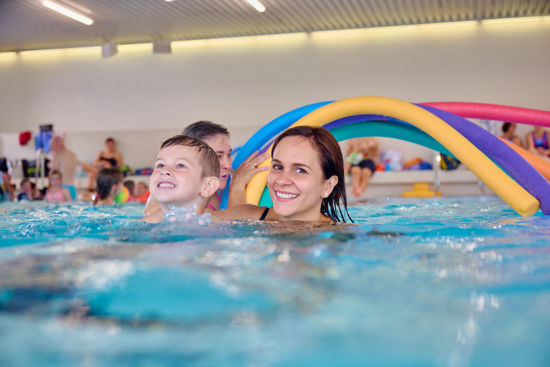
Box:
245, 97, 539, 216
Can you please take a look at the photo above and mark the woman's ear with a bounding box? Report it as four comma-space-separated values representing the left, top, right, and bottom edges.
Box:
322, 175, 338, 198
200, 177, 220, 198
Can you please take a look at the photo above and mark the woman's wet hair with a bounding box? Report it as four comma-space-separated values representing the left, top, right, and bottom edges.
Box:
96, 168, 122, 201
271, 126, 353, 223
160, 135, 220, 178
182, 121, 230, 141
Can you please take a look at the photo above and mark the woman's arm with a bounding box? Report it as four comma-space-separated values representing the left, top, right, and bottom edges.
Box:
212, 204, 266, 221
227, 151, 269, 208
115, 152, 123, 168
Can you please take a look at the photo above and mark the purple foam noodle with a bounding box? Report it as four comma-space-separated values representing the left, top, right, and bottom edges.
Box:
418, 104, 550, 215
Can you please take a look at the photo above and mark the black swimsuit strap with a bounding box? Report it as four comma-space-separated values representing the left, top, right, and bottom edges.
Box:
259, 207, 269, 221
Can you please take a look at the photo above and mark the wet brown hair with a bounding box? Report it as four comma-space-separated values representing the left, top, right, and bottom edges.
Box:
96, 168, 122, 201
271, 126, 353, 223
160, 135, 220, 178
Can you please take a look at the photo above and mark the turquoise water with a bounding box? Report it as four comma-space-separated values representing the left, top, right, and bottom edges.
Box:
0, 198, 549, 366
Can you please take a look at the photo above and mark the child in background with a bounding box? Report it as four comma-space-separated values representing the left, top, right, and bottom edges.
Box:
143, 135, 220, 223
45, 170, 73, 202
133, 181, 150, 203
123, 179, 135, 202
17, 179, 33, 201
94, 168, 123, 205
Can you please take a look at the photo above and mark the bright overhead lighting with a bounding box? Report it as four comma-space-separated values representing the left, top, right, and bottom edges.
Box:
42, 0, 94, 25
482, 16, 549, 25
245, 0, 266, 13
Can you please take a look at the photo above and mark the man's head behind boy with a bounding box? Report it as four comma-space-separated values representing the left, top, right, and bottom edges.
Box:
160, 135, 220, 178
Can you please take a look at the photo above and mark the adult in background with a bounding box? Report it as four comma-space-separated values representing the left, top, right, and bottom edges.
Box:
344, 137, 380, 198
49, 135, 78, 195
500, 122, 523, 147
525, 126, 550, 162
82, 137, 124, 191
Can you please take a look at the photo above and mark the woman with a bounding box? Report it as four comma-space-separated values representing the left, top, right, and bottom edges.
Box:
214, 126, 352, 223
83, 137, 124, 191
525, 126, 550, 160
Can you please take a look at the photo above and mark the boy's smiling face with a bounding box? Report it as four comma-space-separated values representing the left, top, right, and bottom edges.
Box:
150, 145, 205, 207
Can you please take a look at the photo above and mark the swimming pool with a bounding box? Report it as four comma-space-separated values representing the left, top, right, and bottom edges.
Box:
0, 198, 548, 366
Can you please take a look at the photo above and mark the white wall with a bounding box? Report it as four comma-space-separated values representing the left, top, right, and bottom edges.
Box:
1, 19, 549, 168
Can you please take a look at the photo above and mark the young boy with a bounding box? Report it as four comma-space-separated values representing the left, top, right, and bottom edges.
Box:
143, 135, 220, 223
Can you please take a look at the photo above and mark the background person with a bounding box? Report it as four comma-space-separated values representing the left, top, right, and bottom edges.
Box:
94, 168, 123, 206
525, 126, 550, 161
44, 170, 72, 202
345, 137, 380, 198
48, 134, 78, 199
500, 122, 523, 147
82, 137, 124, 191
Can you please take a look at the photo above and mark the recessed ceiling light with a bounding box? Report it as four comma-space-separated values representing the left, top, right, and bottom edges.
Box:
42, 0, 94, 25
245, 0, 266, 13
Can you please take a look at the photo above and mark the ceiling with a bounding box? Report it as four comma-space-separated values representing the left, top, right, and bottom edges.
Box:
1, 0, 549, 53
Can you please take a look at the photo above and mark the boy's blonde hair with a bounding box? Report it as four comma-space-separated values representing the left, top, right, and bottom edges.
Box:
160, 135, 220, 178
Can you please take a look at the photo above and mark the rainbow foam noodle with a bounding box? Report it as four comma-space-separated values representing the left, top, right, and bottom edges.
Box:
235, 96, 550, 216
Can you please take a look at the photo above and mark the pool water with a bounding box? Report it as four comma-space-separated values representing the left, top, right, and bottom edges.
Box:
0, 198, 549, 366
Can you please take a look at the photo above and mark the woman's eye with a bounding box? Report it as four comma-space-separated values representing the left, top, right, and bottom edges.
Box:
272, 164, 282, 170
296, 167, 307, 174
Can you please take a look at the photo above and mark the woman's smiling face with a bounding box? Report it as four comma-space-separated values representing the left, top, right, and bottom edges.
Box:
267, 136, 336, 221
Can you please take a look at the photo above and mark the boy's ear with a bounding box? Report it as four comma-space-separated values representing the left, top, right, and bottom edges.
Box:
200, 176, 220, 198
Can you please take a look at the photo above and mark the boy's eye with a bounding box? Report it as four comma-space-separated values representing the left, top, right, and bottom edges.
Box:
176, 163, 186, 169
155, 163, 164, 169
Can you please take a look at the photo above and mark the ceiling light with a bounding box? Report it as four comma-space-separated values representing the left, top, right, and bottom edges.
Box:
42, 0, 94, 25
481, 16, 549, 25
245, 0, 266, 13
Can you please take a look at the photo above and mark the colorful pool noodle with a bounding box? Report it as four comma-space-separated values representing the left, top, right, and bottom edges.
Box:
246, 96, 539, 217
324, 109, 550, 215
499, 138, 550, 182
256, 111, 550, 214
421, 102, 550, 128
417, 104, 550, 214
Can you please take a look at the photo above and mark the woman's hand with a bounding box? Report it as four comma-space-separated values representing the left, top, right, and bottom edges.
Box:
227, 151, 269, 207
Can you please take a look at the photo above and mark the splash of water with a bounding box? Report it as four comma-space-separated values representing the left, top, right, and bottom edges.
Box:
163, 204, 212, 226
